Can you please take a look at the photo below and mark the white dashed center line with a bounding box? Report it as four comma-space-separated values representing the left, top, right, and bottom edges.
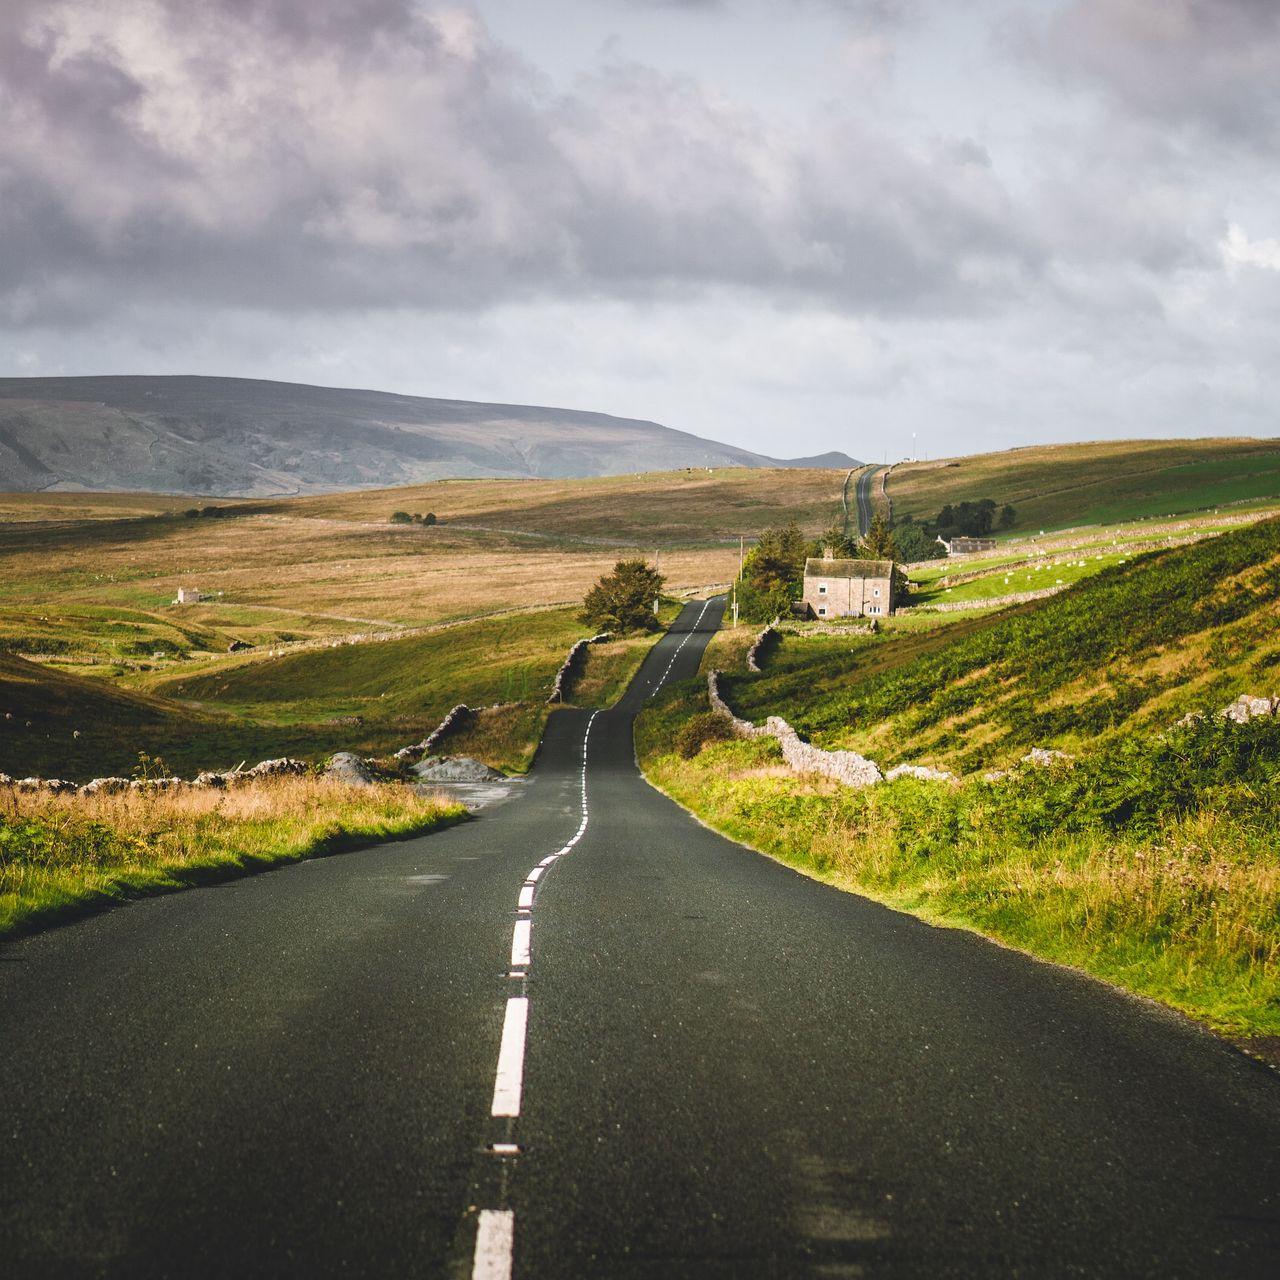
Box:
651, 596, 714, 695
473, 1210, 515, 1280
470, 601, 714, 1277
490, 996, 529, 1118
471, 709, 598, 1278
510, 919, 532, 968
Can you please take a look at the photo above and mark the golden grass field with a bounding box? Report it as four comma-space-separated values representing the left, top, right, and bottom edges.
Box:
0, 465, 848, 672
0, 775, 464, 936
273, 466, 849, 542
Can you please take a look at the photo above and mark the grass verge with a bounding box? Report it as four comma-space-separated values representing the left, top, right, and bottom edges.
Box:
0, 776, 465, 939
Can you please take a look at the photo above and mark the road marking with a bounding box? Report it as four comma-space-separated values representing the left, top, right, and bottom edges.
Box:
510, 919, 532, 967
473, 1209, 515, 1280
652, 597, 715, 695
491, 996, 529, 1117
474, 705, 611, 1275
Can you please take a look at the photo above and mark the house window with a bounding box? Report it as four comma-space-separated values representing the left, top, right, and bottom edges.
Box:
818, 606, 827, 616
818, 583, 827, 594
873, 587, 881, 597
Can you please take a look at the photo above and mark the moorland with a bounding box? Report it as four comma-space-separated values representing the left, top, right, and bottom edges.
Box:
5, 435, 1280, 1041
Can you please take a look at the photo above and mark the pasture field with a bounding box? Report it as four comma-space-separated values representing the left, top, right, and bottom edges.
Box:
0, 603, 676, 780
0, 504, 736, 672
271, 467, 849, 543
0, 492, 198, 522
887, 438, 1280, 533
727, 515, 1280, 772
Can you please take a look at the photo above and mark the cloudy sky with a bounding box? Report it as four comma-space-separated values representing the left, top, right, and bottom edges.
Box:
2, 0, 1278, 460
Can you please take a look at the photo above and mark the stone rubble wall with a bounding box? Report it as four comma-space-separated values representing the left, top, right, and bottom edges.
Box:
745, 620, 779, 674
778, 621, 878, 638
548, 632, 611, 704
901, 585, 1065, 614
708, 672, 1278, 792
878, 463, 895, 524
707, 671, 883, 788
394, 703, 476, 763
0, 756, 310, 798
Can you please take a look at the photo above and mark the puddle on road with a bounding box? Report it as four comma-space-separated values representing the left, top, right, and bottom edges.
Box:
415, 777, 526, 812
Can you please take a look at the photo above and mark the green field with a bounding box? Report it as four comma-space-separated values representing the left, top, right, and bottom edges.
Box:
888, 439, 1280, 534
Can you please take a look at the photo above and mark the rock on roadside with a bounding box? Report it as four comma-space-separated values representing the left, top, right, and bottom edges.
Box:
413, 756, 504, 783
325, 752, 377, 787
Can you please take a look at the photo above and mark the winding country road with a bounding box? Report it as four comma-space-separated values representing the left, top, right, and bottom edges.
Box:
3, 599, 1280, 1277
853, 464, 881, 537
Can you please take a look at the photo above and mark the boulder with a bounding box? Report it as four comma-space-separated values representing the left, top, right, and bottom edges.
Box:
1220, 694, 1279, 724
325, 752, 377, 787
1021, 747, 1071, 767
413, 756, 504, 783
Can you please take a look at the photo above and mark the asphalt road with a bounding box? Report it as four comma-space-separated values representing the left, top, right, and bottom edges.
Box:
4, 599, 1280, 1278
854, 465, 880, 537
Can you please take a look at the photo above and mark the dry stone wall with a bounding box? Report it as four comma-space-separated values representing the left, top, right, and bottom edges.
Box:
707, 671, 883, 788
745, 620, 779, 674
901, 585, 1064, 614
548, 633, 611, 704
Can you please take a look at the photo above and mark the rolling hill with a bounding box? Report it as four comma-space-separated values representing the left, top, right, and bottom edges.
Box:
886, 439, 1280, 532
0, 375, 856, 496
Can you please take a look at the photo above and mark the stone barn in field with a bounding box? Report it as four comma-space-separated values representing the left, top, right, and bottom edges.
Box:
801, 552, 894, 618
938, 536, 997, 555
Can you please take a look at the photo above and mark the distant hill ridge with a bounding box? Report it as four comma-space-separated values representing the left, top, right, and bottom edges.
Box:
0, 375, 856, 497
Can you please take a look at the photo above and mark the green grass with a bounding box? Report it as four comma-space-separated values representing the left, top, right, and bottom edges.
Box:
0, 602, 674, 780
888, 439, 1280, 535
908, 552, 1130, 605
726, 516, 1280, 773
637, 516, 1280, 1038
0, 775, 465, 938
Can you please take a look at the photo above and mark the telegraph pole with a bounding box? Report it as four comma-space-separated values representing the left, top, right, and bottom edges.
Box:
733, 533, 744, 627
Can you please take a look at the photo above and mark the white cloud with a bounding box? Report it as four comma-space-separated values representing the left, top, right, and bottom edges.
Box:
1221, 224, 1280, 273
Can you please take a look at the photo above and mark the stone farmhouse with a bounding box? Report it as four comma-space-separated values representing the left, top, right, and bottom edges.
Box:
801, 552, 894, 618
938, 535, 997, 555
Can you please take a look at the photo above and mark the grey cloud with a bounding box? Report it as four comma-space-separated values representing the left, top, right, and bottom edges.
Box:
0, 0, 1035, 327
1023, 0, 1280, 147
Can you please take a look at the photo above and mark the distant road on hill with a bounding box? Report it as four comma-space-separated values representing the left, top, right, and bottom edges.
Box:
2, 601, 1279, 1277
0, 375, 857, 496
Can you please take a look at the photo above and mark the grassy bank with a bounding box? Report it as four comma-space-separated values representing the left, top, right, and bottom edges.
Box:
638, 692, 1280, 1037
0, 776, 465, 938
727, 515, 1280, 774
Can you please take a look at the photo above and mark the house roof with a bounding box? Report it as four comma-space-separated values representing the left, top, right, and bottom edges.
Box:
804, 557, 893, 578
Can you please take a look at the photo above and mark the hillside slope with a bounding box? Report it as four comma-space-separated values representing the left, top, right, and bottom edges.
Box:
0, 375, 855, 496
727, 515, 1280, 771
887, 439, 1280, 532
